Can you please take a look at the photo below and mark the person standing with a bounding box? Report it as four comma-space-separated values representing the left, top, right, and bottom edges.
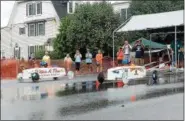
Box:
178, 45, 184, 68
30, 53, 35, 60
40, 51, 50, 67
170, 39, 183, 67
85, 49, 93, 72
64, 54, 73, 74
96, 50, 103, 73
116, 47, 124, 66
133, 39, 145, 65
122, 40, 132, 64
74, 50, 82, 74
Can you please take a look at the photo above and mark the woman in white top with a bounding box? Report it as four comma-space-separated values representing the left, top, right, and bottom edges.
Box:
85, 49, 93, 72
122, 40, 132, 64
74, 50, 82, 74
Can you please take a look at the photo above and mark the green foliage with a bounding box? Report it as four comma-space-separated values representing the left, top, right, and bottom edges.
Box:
53, 2, 121, 58
34, 49, 61, 60
129, 0, 184, 16
49, 51, 62, 59
35, 50, 45, 59
53, 16, 73, 58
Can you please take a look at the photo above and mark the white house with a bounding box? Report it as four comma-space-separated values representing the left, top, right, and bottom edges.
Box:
1, 0, 83, 59
111, 1, 131, 20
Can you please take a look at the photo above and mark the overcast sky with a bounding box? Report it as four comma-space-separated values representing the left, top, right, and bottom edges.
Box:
1, 1, 122, 28
1, 1, 15, 28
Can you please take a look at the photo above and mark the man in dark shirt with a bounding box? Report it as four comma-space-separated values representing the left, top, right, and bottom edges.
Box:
170, 39, 183, 67
133, 39, 145, 66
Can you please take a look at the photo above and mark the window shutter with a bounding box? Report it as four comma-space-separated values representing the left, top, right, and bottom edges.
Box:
28, 24, 30, 36
26, 4, 28, 16
40, 2, 42, 14
19, 28, 21, 35
28, 45, 30, 58
35, 23, 38, 36
33, 3, 36, 15
19, 47, 21, 59
23, 28, 25, 34
43, 22, 45, 35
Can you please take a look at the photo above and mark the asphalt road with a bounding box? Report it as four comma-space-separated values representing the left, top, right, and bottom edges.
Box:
63, 93, 184, 120
1, 81, 184, 120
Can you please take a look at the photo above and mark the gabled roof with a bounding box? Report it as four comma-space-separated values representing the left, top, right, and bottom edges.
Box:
111, 1, 131, 5
117, 10, 184, 32
1, 1, 69, 28
51, 1, 68, 19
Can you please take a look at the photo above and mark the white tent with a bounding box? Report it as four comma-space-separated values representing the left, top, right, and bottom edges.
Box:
112, 10, 184, 67
116, 10, 183, 32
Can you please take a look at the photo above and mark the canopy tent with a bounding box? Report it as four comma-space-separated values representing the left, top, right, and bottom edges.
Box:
130, 38, 167, 49
116, 10, 183, 32
112, 10, 184, 66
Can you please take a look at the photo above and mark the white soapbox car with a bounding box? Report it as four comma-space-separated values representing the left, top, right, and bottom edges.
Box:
17, 67, 66, 82
107, 66, 147, 84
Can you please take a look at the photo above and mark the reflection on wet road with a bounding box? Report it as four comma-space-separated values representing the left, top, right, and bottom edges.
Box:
1, 79, 184, 120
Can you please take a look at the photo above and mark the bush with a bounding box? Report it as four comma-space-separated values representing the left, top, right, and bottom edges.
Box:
50, 51, 62, 59
35, 50, 45, 59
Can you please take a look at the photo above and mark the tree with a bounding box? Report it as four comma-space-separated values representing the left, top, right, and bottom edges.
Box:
53, 15, 73, 58
129, 0, 184, 15
53, 2, 121, 58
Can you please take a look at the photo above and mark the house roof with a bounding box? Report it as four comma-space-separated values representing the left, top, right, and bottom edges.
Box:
117, 10, 184, 32
51, 1, 68, 19
1, 1, 69, 28
111, 1, 131, 5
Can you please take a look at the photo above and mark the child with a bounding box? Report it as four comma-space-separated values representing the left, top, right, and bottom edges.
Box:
96, 50, 103, 73
64, 54, 73, 74
74, 50, 82, 74
85, 49, 93, 72
117, 47, 124, 66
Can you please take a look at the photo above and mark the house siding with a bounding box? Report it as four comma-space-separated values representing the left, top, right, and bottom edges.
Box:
1, 1, 61, 59
1, 20, 58, 59
12, 1, 59, 24
112, 2, 130, 14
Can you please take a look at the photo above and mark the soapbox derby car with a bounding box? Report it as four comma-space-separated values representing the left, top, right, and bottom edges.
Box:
106, 65, 147, 84
17, 67, 66, 83
99, 64, 184, 86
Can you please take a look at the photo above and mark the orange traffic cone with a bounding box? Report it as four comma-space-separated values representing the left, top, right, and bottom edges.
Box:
130, 95, 136, 102
96, 80, 100, 90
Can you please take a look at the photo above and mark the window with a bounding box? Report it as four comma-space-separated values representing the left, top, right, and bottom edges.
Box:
27, 3, 36, 16
69, 2, 73, 13
38, 22, 45, 35
120, 8, 131, 21
75, 3, 79, 11
28, 22, 45, 36
36, 2, 42, 14
120, 8, 127, 20
19, 28, 25, 35
26, 2, 42, 16
28, 45, 45, 58
28, 24, 35, 36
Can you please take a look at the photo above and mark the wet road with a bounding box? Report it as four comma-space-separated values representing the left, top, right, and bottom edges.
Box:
64, 93, 184, 120
1, 76, 184, 120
